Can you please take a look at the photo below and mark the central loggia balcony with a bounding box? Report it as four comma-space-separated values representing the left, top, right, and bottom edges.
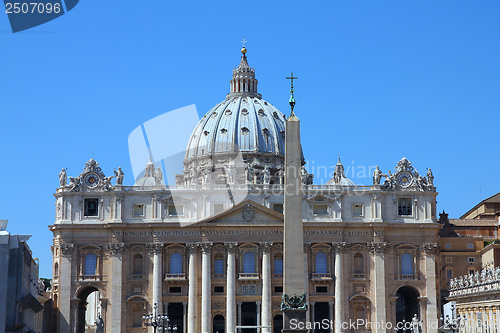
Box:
311, 273, 332, 282
164, 273, 186, 283
238, 273, 260, 282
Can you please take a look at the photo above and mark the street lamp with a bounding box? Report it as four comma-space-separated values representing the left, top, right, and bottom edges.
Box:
143, 303, 178, 333
439, 304, 465, 333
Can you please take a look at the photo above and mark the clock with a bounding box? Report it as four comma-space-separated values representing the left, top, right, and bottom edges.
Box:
397, 172, 413, 188
84, 172, 100, 188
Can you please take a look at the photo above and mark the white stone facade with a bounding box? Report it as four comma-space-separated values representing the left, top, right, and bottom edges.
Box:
50, 48, 441, 333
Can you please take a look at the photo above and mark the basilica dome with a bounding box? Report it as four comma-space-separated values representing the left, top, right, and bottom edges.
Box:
180, 47, 292, 185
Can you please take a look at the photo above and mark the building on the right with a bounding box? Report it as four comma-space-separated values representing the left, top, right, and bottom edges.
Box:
461, 192, 500, 221
447, 241, 500, 332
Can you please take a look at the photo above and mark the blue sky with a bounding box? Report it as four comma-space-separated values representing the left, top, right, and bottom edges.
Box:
1, 0, 499, 278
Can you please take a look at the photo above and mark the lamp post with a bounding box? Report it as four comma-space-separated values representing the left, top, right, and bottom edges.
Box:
439, 304, 465, 333
143, 303, 178, 333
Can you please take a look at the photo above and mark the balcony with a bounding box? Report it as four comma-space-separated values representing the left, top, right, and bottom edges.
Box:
311, 273, 332, 282
164, 273, 186, 283
273, 273, 283, 278
129, 274, 145, 281
399, 273, 418, 280
239, 273, 259, 282
352, 273, 366, 280
79, 275, 101, 281
213, 274, 225, 279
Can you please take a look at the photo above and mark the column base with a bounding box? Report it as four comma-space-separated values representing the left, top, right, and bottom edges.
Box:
282, 310, 309, 332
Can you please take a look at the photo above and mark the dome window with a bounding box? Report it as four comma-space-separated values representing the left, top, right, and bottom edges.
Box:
204, 131, 209, 136
211, 112, 218, 118
241, 127, 250, 134
262, 128, 269, 136
273, 112, 280, 119
280, 131, 285, 139
241, 109, 249, 115
220, 129, 228, 134
225, 110, 232, 116
258, 109, 265, 116
264, 102, 268, 105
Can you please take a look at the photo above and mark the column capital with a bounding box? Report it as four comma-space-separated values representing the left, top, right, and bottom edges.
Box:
237, 301, 243, 305
147, 242, 164, 255
225, 241, 238, 252
60, 243, 74, 256
422, 242, 438, 254
256, 300, 262, 305
304, 242, 311, 252
106, 242, 126, 255
200, 242, 213, 253
115, 193, 123, 202
328, 301, 335, 305
260, 242, 273, 253
186, 242, 199, 252
367, 242, 388, 253
332, 242, 347, 253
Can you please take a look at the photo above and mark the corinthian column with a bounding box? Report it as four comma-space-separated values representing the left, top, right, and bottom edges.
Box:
260, 242, 273, 333
187, 243, 199, 333
225, 242, 238, 333
368, 242, 388, 333
201, 242, 213, 333
333, 242, 346, 333
59, 244, 74, 333
423, 243, 438, 333
148, 243, 164, 309
106, 243, 125, 332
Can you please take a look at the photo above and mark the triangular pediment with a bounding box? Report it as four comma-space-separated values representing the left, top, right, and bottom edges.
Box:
198, 200, 283, 224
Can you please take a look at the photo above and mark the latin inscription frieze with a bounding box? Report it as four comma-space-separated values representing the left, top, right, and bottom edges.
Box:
112, 229, 383, 237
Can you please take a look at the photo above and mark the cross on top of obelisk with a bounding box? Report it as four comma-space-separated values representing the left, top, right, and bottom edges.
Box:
241, 39, 247, 48
286, 72, 298, 114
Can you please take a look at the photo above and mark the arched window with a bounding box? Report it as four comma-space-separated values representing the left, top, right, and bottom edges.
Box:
274, 253, 283, 275
401, 253, 413, 275
354, 253, 364, 274
315, 252, 327, 274
54, 262, 59, 276
243, 252, 255, 273
84, 254, 97, 276
133, 254, 143, 275
170, 253, 182, 274
214, 253, 224, 275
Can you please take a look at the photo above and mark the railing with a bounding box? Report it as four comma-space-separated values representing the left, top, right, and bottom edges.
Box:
352, 273, 366, 279
213, 274, 225, 279
79, 275, 100, 281
129, 274, 145, 280
399, 274, 417, 280
312, 273, 332, 280
273, 273, 283, 278
164, 273, 186, 281
449, 266, 500, 297
239, 273, 259, 280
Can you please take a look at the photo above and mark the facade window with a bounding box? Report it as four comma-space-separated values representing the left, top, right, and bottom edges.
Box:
132, 310, 143, 328
214, 204, 224, 215
54, 262, 59, 276
445, 257, 452, 264
316, 286, 328, 293
467, 257, 475, 263
273, 204, 284, 214
315, 252, 327, 274
354, 253, 364, 274
400, 253, 413, 275
274, 253, 283, 275
133, 204, 144, 217
132, 254, 143, 274
169, 253, 182, 274
168, 204, 183, 216
467, 243, 474, 249
446, 268, 453, 280
445, 243, 451, 249
313, 204, 328, 216
398, 198, 412, 216
214, 286, 224, 293
352, 204, 363, 217
84, 198, 99, 217
214, 254, 224, 275
468, 267, 475, 275
84, 254, 97, 275
243, 252, 255, 273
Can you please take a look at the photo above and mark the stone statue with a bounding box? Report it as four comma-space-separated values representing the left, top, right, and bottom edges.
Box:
114, 167, 124, 185
102, 176, 115, 191
262, 165, 271, 184
225, 163, 236, 184
301, 166, 308, 185
95, 314, 104, 333
427, 168, 434, 186
307, 174, 314, 185
276, 167, 284, 185
59, 168, 67, 187
154, 167, 163, 185
245, 164, 254, 184
69, 177, 80, 192
411, 314, 420, 333
372, 166, 382, 185
189, 167, 197, 185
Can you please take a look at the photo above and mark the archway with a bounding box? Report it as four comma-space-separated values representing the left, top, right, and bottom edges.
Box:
76, 286, 100, 333
213, 314, 225, 333
395, 286, 419, 327
167, 303, 184, 332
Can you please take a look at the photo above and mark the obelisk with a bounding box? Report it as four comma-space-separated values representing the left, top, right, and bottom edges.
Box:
282, 73, 308, 332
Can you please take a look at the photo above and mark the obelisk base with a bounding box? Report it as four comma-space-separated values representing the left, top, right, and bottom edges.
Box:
282, 310, 309, 333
